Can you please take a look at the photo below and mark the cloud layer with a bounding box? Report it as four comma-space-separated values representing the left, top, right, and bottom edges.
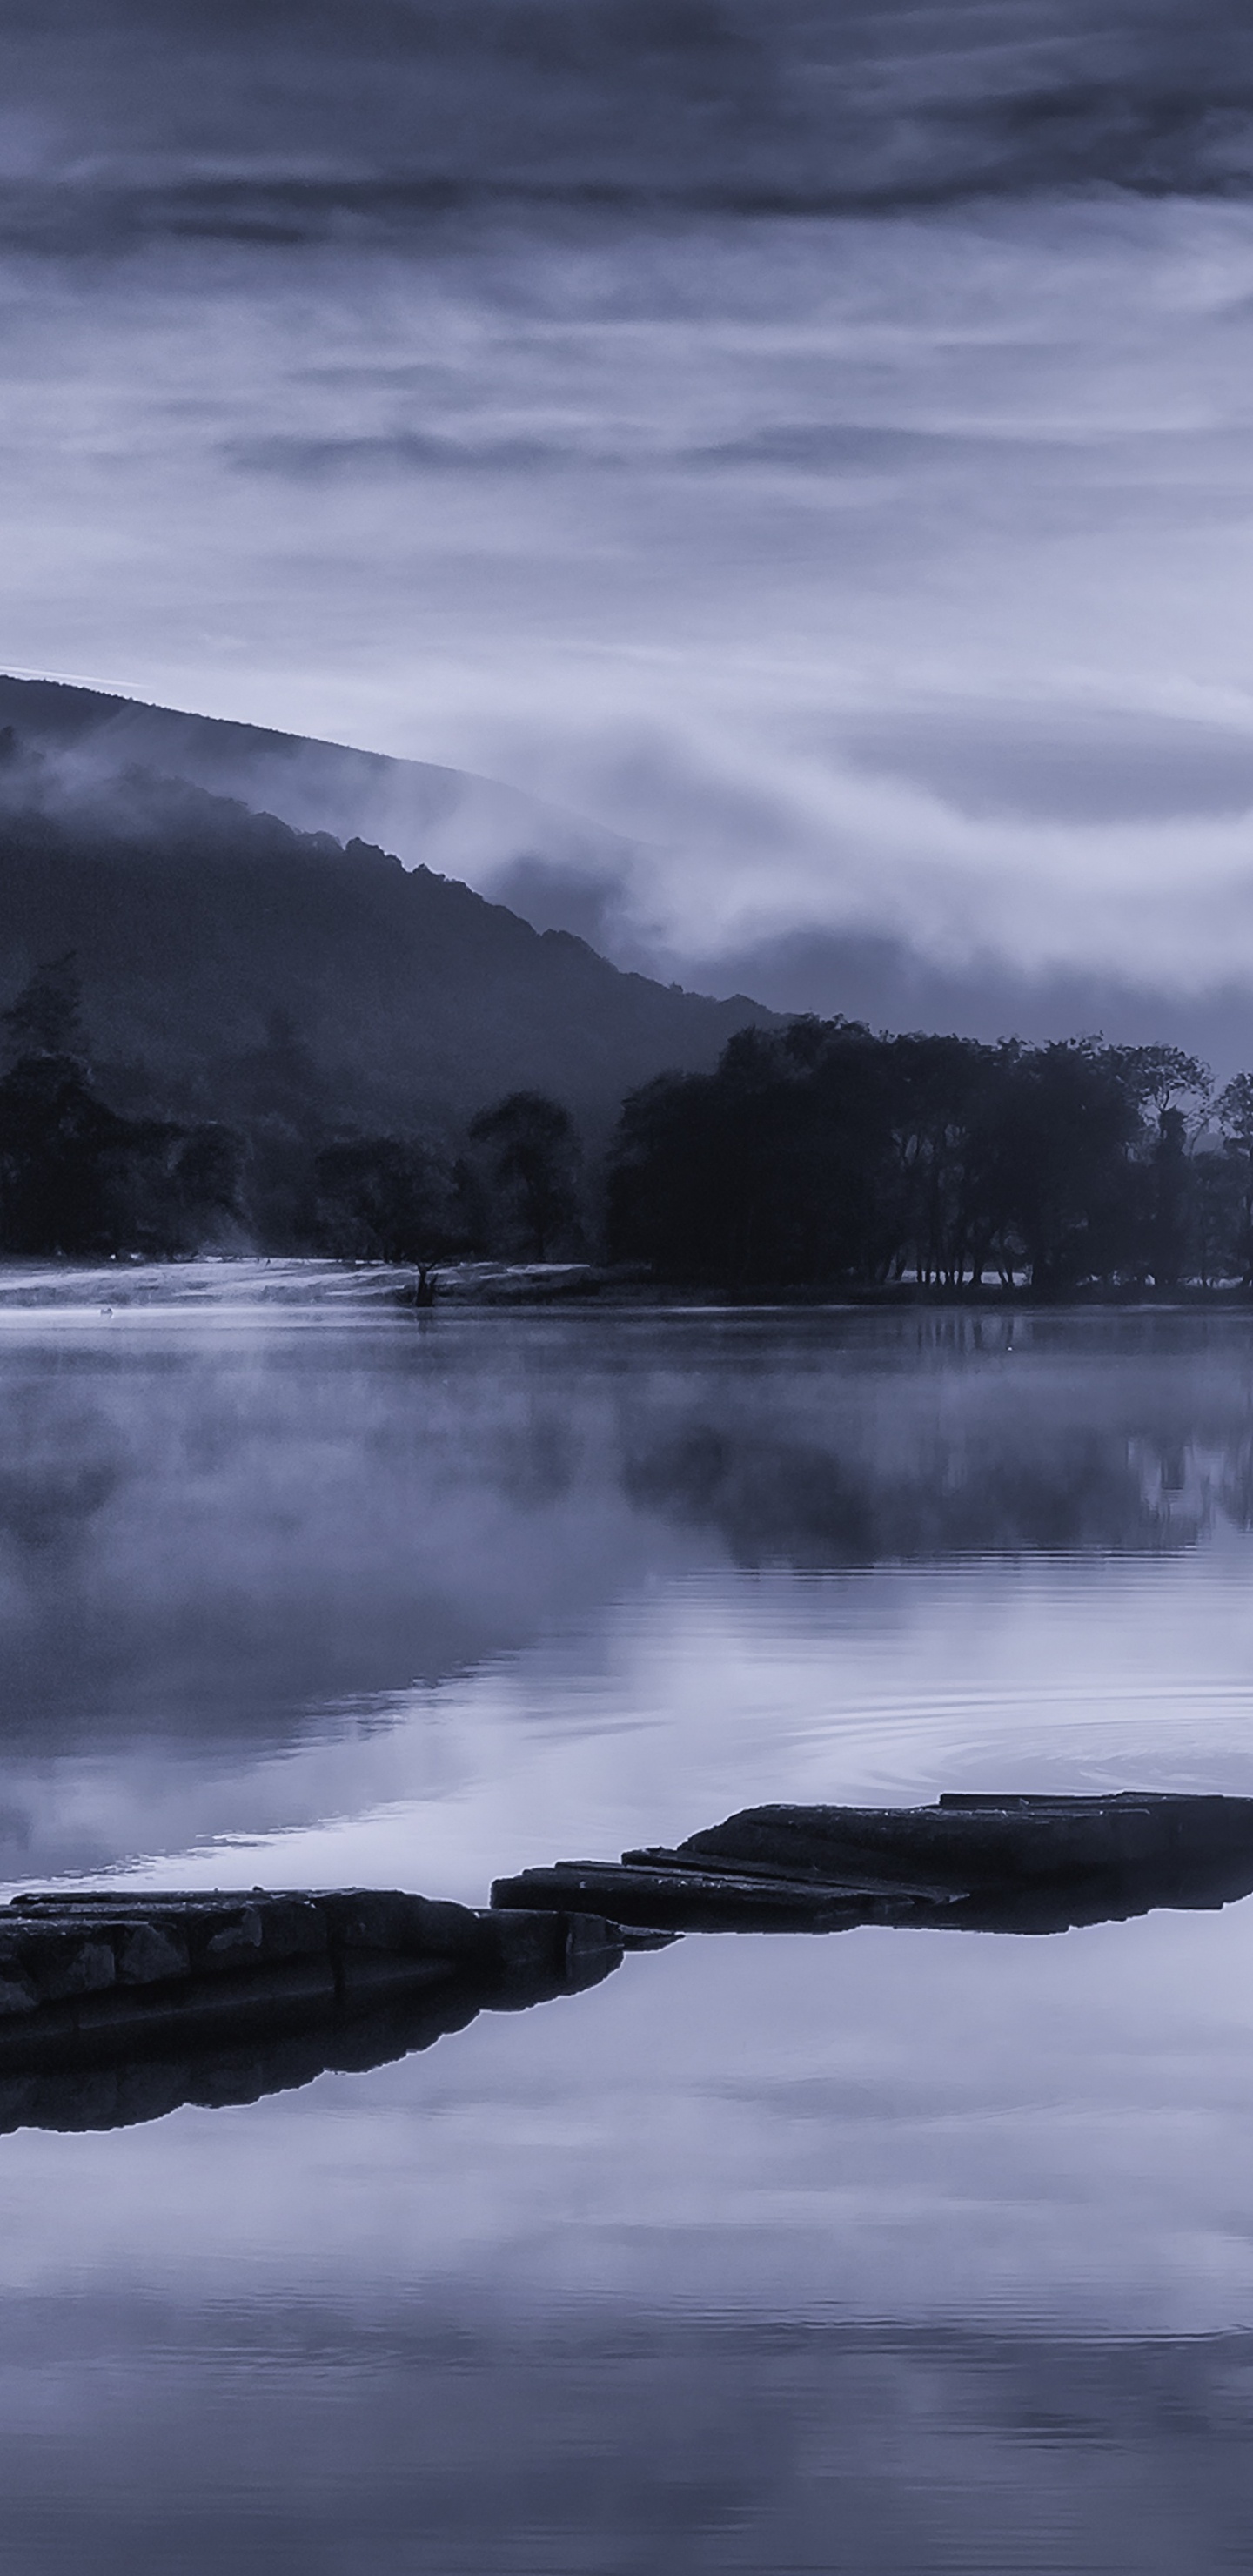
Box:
10, 0, 1253, 232
5, 4, 1253, 1019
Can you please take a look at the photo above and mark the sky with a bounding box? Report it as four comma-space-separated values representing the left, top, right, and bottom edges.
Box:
6, 1, 1253, 1016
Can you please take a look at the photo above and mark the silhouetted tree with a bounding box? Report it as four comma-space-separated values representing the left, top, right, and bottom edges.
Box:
314, 1136, 466, 1265
0, 1050, 243, 1257
0, 1053, 124, 1251
606, 1020, 1218, 1294
607, 1069, 729, 1281
1113, 1045, 1211, 1124
609, 1020, 901, 1286
467, 1091, 582, 1259
171, 1123, 244, 1225
1189, 1142, 1240, 1288
1110, 1045, 1212, 1285
883, 1032, 1008, 1287
1214, 1073, 1253, 1285
2, 954, 84, 1063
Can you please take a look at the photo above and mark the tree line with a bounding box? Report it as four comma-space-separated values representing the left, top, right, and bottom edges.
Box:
606, 1019, 1253, 1291
0, 957, 583, 1266
6, 956, 1253, 1291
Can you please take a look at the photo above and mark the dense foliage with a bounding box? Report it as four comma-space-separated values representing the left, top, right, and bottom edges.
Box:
606, 1018, 1252, 1291
6, 954, 1253, 1293
0, 960, 586, 1265
0, 961, 244, 1258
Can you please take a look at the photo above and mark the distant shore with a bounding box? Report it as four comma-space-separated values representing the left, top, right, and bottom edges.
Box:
3, 1257, 1253, 1314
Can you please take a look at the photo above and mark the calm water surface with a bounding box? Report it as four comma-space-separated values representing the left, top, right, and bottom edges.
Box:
4, 1298, 1253, 2571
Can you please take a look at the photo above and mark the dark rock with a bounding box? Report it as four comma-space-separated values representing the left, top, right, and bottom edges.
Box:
117, 1923, 190, 1984
204, 1906, 265, 1963
316, 1889, 492, 1962
482, 1907, 627, 2002
0, 1962, 37, 2018
658, 1792, 1253, 1899
3, 1929, 117, 2003
0, 1886, 630, 2109
496, 1794, 1253, 1936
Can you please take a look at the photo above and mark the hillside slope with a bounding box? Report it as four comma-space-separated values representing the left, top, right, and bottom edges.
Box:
0, 673, 635, 898
0, 760, 773, 1134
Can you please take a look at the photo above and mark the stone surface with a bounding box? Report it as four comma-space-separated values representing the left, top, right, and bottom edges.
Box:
117, 1923, 190, 1985
495, 1794, 1253, 1935
10, 1793, 1241, 2112
490, 1861, 958, 1934
663, 1793, 1253, 1894
0, 1888, 628, 2083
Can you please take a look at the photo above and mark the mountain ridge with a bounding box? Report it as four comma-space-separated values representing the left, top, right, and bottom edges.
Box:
0, 733, 775, 1137
0, 672, 640, 909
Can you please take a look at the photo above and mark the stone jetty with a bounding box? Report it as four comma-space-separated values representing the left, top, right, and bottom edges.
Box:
0, 1887, 631, 2068
491, 1791, 1253, 1935
661, 1790, 1253, 1890
8, 1792, 1253, 2131
0, 1889, 642, 2137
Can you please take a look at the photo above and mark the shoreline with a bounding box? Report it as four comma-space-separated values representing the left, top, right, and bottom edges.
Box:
2, 1255, 1253, 1314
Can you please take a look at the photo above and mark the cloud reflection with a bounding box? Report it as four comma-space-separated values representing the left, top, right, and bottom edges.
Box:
3, 2293, 1252, 2574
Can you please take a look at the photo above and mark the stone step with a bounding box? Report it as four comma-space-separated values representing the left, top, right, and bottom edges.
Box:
490, 1860, 962, 1933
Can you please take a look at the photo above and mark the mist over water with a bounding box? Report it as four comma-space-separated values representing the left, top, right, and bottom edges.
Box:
4, 1300, 1253, 1883
3, 1300, 1253, 2566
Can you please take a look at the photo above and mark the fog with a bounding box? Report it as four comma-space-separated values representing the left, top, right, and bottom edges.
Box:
5, 1301, 1253, 1888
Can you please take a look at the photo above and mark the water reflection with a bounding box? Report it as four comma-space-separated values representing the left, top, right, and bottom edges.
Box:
1, 1313, 1252, 1717
4, 2302, 1253, 2575
0, 1926, 626, 2138
622, 1319, 1253, 1565
4, 1303, 1253, 2568
3, 1305, 1253, 1889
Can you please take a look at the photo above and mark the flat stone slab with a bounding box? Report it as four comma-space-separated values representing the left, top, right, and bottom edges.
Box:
492, 1794, 1253, 1935
490, 1859, 962, 1933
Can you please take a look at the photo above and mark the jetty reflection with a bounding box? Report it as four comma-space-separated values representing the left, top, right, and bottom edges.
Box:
0, 1962, 501, 2138
0, 1941, 632, 2139
0, 1891, 635, 2135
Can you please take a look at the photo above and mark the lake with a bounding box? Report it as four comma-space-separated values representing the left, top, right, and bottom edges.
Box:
3, 1292, 1253, 2572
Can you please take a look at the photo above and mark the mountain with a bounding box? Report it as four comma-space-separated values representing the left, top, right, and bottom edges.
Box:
5, 676, 1250, 1086
0, 674, 638, 903
0, 736, 774, 1138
